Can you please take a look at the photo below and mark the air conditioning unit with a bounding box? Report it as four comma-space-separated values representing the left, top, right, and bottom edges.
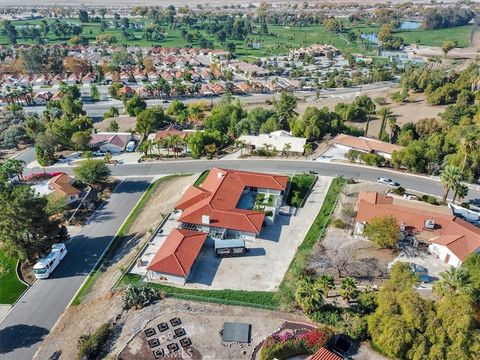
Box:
424, 219, 435, 229
202, 215, 210, 224
217, 171, 225, 179
400, 223, 406, 232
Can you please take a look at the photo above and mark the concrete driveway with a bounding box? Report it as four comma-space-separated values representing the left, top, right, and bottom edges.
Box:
186, 176, 333, 291
0, 178, 151, 360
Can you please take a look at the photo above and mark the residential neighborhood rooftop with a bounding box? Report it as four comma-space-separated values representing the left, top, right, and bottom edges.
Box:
333, 134, 403, 155
175, 168, 288, 234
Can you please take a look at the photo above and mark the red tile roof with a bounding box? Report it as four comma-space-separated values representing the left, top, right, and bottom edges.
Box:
309, 347, 343, 360
334, 134, 402, 155
176, 168, 288, 234
357, 192, 480, 261
154, 124, 189, 141
147, 229, 208, 277
48, 174, 80, 196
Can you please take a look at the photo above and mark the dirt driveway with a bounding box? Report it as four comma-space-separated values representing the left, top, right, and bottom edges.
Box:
34, 174, 197, 360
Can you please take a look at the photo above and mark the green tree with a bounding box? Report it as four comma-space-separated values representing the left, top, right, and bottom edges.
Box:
339, 276, 359, 302
135, 107, 167, 136
434, 267, 472, 296
0, 182, 61, 262
125, 94, 146, 116
363, 215, 400, 248
1, 158, 25, 181
107, 119, 119, 132
377, 106, 393, 139
441, 40, 456, 58
70, 130, 92, 151
316, 273, 335, 297
295, 278, 323, 313
73, 159, 111, 184
90, 84, 100, 102
440, 165, 461, 202
272, 92, 297, 130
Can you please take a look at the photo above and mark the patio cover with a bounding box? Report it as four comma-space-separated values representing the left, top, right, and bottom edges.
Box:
222, 322, 251, 343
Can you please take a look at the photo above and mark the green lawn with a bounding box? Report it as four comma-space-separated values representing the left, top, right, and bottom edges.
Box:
277, 177, 347, 308
120, 274, 279, 309
193, 170, 210, 188
1, 18, 472, 57
287, 174, 317, 207
0, 251, 27, 304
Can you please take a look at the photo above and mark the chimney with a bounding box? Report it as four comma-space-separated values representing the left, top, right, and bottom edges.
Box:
202, 215, 210, 224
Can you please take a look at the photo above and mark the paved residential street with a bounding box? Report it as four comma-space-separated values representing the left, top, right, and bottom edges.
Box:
0, 178, 151, 360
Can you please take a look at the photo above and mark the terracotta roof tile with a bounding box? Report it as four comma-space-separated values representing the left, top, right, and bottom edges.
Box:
309, 347, 343, 360
334, 134, 402, 155
147, 229, 208, 277
48, 174, 80, 196
176, 168, 288, 233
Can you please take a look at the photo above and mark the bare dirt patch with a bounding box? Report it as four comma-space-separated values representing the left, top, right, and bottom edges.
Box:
34, 174, 197, 360
94, 115, 137, 133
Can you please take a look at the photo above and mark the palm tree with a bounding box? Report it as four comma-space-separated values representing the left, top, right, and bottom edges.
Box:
167, 134, 183, 158
377, 106, 393, 139
434, 267, 472, 296
303, 143, 313, 157
1, 158, 25, 180
283, 142, 292, 158
387, 117, 399, 143
363, 98, 376, 137
316, 274, 335, 298
440, 165, 461, 202
339, 276, 359, 302
262, 143, 272, 157
461, 133, 478, 174
295, 278, 323, 314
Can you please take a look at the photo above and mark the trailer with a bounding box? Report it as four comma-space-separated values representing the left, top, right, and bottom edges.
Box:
214, 239, 248, 257
33, 243, 67, 279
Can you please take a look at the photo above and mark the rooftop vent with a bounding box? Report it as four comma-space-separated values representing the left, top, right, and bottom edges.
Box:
424, 219, 435, 229
217, 171, 225, 179
202, 215, 210, 224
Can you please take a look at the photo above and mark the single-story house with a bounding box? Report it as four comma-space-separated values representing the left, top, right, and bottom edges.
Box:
146, 228, 208, 284
238, 131, 306, 155
333, 134, 402, 159
175, 168, 288, 240
89, 132, 132, 154
355, 192, 480, 267
309, 347, 343, 360
48, 173, 81, 204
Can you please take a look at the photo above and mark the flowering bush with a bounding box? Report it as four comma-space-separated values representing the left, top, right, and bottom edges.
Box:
260, 327, 333, 360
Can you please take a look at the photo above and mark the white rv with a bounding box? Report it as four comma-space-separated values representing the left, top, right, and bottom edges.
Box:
33, 243, 67, 279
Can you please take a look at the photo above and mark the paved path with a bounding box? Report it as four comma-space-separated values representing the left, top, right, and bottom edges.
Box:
0, 178, 151, 360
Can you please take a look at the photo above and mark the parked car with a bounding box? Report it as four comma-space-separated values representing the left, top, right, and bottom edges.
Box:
309, 170, 318, 174
377, 177, 400, 186
92, 150, 107, 157
126, 141, 136, 152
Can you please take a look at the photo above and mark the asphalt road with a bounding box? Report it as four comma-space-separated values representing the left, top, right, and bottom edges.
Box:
25, 158, 480, 201
21, 81, 396, 119
0, 177, 151, 360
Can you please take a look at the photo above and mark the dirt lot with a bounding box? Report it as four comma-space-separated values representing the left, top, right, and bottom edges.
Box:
307, 181, 397, 288
34, 174, 197, 360
94, 115, 137, 133
117, 299, 309, 360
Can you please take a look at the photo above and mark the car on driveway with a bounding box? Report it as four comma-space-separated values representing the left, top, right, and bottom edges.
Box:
92, 150, 107, 157
377, 177, 400, 186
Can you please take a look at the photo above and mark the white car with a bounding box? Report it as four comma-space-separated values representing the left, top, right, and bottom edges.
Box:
92, 150, 107, 157
403, 193, 417, 200
377, 177, 400, 186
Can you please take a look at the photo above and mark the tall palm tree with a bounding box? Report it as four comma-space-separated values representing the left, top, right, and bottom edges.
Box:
387, 117, 399, 143
316, 273, 335, 298
339, 276, 359, 302
440, 165, 461, 202
377, 106, 393, 139
295, 278, 323, 314
461, 133, 479, 174
434, 267, 472, 296
167, 134, 183, 158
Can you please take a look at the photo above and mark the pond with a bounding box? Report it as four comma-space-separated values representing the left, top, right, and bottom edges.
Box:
360, 33, 378, 44
399, 20, 421, 30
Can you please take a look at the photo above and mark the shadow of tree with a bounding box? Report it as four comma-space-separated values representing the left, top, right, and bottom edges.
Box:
0, 324, 49, 354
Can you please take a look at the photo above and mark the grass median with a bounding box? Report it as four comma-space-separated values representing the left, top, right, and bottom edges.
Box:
71, 175, 189, 306
0, 251, 27, 304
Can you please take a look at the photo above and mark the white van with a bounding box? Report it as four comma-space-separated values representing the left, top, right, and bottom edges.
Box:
33, 243, 67, 279
126, 140, 136, 152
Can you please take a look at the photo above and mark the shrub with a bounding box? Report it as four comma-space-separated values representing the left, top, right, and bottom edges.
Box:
460, 202, 470, 209
427, 195, 438, 205
77, 322, 111, 360
392, 186, 406, 195
260, 327, 333, 360
122, 285, 160, 310
360, 153, 386, 167
332, 218, 347, 229
345, 149, 361, 163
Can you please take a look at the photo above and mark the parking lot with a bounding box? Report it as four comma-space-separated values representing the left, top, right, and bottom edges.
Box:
185, 176, 333, 291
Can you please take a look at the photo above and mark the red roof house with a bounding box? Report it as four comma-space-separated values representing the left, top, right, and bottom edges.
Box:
147, 228, 208, 283
309, 347, 343, 360
175, 168, 288, 235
